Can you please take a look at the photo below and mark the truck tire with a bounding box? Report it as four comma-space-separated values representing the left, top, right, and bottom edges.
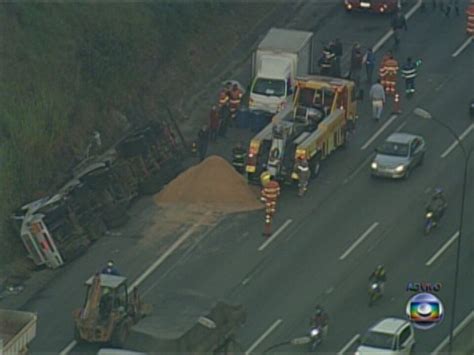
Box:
110, 319, 132, 348
310, 156, 322, 179
138, 175, 165, 196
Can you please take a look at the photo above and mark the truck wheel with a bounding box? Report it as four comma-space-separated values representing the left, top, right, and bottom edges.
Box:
74, 326, 82, 343
310, 158, 321, 179
110, 319, 131, 348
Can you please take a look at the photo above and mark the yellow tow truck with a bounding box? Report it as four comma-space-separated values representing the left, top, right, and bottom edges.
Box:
246, 75, 358, 184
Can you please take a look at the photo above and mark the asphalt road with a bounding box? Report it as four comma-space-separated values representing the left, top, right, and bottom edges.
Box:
22, 1, 473, 354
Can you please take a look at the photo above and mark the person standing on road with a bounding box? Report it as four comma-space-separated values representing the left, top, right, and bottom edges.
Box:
363, 48, 376, 85
331, 38, 343, 77
401, 57, 418, 95
232, 142, 247, 174
349, 42, 364, 89
197, 125, 209, 162
445, 0, 460, 16
209, 105, 220, 142
383, 54, 399, 96
391, 11, 408, 48
369, 79, 386, 122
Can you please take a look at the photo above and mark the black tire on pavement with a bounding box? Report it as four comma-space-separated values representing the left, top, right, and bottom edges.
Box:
310, 156, 322, 179
138, 175, 165, 196
110, 319, 131, 348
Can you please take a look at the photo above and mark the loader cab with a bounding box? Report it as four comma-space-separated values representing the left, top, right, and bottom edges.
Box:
84, 274, 129, 320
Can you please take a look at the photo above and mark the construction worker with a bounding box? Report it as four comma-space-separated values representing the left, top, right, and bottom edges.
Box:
329, 39, 342, 77
295, 158, 311, 197
101, 260, 120, 276
218, 87, 229, 109
260, 174, 280, 237
197, 125, 209, 162
382, 54, 399, 96
391, 11, 408, 48
209, 105, 220, 142
232, 142, 247, 174
349, 43, 364, 89
319, 45, 334, 76
401, 57, 418, 95
363, 48, 376, 85
445, 0, 460, 17
228, 83, 243, 125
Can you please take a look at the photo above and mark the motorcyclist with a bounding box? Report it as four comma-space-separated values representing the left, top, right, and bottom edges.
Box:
426, 188, 447, 224
310, 305, 329, 338
296, 158, 311, 196
369, 265, 387, 294
101, 260, 121, 276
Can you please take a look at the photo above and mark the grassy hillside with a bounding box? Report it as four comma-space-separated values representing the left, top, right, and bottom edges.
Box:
0, 1, 274, 268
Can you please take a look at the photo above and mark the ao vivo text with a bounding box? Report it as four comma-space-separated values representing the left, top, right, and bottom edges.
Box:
406, 282, 442, 292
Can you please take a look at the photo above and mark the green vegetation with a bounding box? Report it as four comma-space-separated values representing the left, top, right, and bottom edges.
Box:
0, 1, 273, 268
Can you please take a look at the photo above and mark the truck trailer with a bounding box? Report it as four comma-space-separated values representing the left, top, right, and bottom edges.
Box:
249, 28, 314, 114
0, 309, 37, 355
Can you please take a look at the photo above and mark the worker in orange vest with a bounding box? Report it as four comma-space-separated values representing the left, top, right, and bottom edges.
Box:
228, 83, 243, 124
383, 54, 399, 96
378, 51, 392, 91
260, 173, 281, 237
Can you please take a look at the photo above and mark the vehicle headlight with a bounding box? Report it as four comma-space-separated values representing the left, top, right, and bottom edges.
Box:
311, 328, 319, 337
371, 162, 378, 169
426, 212, 433, 218
395, 165, 405, 172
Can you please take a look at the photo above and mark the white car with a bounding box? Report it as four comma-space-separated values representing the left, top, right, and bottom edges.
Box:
356, 317, 415, 355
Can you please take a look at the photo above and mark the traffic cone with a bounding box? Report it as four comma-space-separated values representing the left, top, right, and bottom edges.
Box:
393, 92, 401, 114
467, 5, 474, 35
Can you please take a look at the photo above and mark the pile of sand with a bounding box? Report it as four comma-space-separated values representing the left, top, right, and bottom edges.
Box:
154, 155, 263, 213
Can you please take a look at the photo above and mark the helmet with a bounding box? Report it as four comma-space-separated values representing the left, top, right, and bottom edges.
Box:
376, 265, 384, 273
434, 187, 443, 195
107, 260, 114, 268
315, 305, 323, 315
260, 171, 272, 186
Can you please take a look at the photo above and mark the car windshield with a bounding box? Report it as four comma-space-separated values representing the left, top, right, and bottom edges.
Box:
252, 78, 286, 97
361, 331, 395, 350
378, 142, 409, 157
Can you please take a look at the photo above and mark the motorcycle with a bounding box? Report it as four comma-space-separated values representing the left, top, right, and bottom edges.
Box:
424, 203, 447, 235
308, 325, 324, 351
368, 281, 382, 307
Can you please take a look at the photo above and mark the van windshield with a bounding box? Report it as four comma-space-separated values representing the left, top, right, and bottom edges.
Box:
252, 78, 286, 97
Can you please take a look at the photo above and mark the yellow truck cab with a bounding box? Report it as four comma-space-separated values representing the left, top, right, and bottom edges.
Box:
246, 75, 358, 184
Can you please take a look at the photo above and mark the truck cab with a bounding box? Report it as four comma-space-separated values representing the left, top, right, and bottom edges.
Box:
249, 55, 294, 114
249, 28, 314, 115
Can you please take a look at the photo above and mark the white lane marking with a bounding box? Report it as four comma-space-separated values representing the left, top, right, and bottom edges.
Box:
245, 319, 283, 355
338, 334, 361, 355
59, 341, 76, 355
342, 154, 375, 185
440, 124, 474, 158
339, 222, 379, 260
431, 310, 474, 354
361, 114, 398, 150
372, 0, 422, 53
425, 231, 459, 266
395, 121, 408, 132
258, 219, 292, 251
452, 36, 473, 58
59, 211, 212, 354
131, 211, 212, 289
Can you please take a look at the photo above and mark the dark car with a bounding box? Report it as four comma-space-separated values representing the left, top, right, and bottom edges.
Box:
344, 0, 405, 14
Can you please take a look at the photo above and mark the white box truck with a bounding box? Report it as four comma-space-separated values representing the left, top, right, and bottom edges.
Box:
249, 28, 314, 114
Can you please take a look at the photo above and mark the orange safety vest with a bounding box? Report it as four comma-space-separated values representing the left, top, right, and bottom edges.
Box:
218, 90, 229, 106
261, 180, 281, 201
229, 89, 243, 108
384, 59, 399, 77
